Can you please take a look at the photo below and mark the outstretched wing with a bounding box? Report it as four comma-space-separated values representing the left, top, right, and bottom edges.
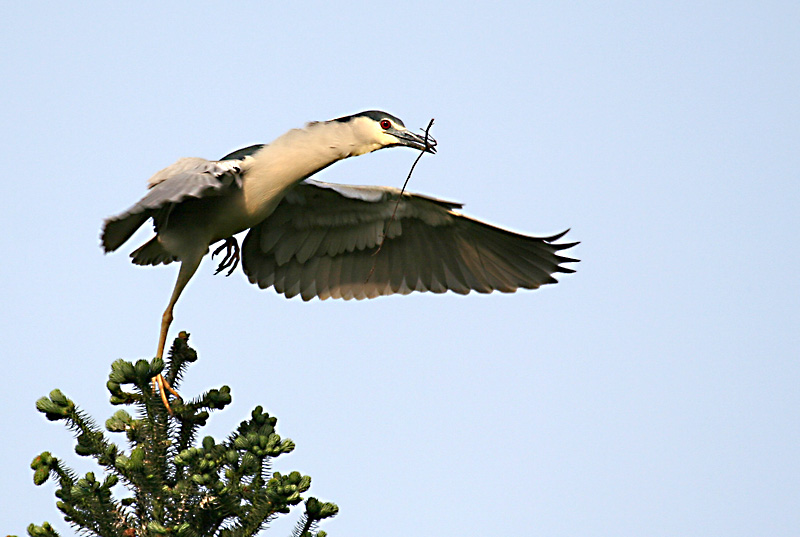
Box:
101, 157, 247, 252
242, 179, 578, 301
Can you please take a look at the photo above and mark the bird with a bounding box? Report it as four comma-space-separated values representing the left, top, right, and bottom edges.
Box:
101, 110, 578, 410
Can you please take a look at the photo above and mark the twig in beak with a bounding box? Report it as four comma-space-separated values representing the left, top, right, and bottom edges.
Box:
365, 118, 435, 284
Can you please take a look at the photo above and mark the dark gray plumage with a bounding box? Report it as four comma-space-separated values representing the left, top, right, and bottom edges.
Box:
242, 180, 576, 301
102, 159, 244, 253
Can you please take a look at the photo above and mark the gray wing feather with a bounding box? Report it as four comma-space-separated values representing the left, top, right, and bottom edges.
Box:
301, 179, 463, 209
101, 157, 244, 252
242, 180, 578, 301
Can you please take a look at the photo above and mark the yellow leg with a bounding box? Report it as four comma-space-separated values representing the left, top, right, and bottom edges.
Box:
153, 253, 203, 414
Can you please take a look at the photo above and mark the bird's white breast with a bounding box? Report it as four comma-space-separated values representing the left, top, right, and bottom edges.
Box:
240, 125, 355, 224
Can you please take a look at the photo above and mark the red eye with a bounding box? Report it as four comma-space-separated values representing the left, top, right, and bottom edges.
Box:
380, 119, 392, 130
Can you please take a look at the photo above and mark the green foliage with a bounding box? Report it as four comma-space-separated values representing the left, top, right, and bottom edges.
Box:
27, 332, 338, 537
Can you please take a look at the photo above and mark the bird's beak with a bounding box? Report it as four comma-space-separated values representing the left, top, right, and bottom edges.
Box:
394, 129, 437, 154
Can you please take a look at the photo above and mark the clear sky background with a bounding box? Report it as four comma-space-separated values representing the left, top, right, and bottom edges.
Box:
2, 2, 798, 536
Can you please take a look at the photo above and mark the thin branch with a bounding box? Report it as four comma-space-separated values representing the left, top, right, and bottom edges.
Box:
365, 118, 435, 284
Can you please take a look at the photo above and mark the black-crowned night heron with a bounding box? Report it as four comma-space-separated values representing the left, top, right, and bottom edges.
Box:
102, 110, 578, 409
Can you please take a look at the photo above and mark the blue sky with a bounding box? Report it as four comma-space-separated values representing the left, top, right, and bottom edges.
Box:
2, 2, 798, 536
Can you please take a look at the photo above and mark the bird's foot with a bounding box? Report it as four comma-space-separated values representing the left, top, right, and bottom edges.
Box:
212, 237, 240, 276
152, 373, 181, 414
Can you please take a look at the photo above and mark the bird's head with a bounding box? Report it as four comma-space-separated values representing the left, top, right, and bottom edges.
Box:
332, 110, 437, 156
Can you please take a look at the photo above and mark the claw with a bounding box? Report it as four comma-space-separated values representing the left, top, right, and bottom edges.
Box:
212, 237, 240, 276
152, 373, 181, 414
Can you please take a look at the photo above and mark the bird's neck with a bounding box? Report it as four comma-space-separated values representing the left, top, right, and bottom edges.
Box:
241, 124, 358, 221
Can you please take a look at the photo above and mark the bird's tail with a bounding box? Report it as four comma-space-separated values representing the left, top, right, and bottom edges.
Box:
130, 237, 178, 266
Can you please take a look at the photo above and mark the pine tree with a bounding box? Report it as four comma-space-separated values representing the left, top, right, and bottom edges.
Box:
25, 332, 338, 537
